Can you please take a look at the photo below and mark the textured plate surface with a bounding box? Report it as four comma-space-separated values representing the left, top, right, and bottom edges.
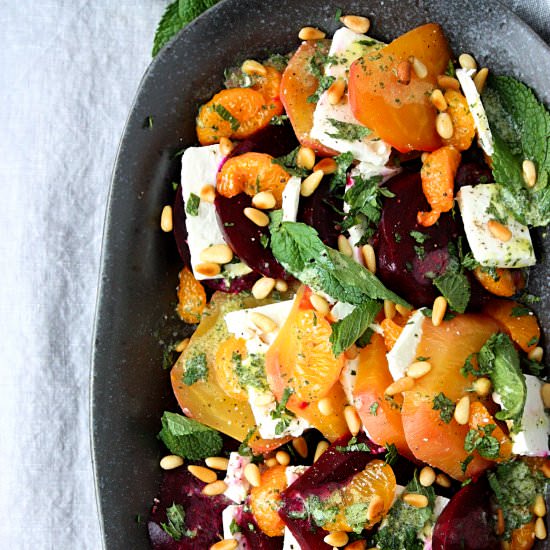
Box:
91, 1, 550, 548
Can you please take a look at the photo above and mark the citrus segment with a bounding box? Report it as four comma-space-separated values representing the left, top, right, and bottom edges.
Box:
250, 465, 288, 537
176, 267, 207, 324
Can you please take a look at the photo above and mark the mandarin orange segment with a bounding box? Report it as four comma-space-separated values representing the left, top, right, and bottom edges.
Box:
176, 267, 207, 324
213, 337, 249, 401
380, 318, 404, 351
442, 90, 475, 151
473, 267, 518, 297
216, 152, 291, 205
250, 465, 288, 537
468, 401, 512, 462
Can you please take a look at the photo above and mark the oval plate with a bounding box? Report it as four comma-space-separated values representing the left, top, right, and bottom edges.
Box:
91, 1, 550, 548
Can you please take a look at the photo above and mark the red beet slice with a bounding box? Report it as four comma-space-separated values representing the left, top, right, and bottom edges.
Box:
148, 467, 231, 549
455, 161, 494, 190
229, 122, 299, 159
236, 506, 284, 549
202, 271, 259, 293
431, 476, 499, 550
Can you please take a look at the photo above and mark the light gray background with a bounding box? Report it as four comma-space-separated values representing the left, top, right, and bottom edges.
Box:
0, 1, 548, 549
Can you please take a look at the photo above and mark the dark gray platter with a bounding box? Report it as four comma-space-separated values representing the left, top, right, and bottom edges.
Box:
91, 0, 550, 548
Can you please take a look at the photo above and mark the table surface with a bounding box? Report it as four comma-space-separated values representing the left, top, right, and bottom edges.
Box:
0, 1, 548, 548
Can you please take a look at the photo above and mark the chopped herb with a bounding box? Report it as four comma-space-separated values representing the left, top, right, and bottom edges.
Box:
432, 392, 455, 424
527, 335, 538, 347
272, 147, 309, 177
433, 271, 471, 314
461, 454, 474, 473
270, 114, 289, 126
229, 518, 241, 535
334, 7, 343, 21
445, 59, 456, 77
510, 305, 531, 317
416, 356, 430, 362
394, 232, 402, 243
409, 230, 431, 244
370, 402, 379, 416
304, 495, 340, 528
518, 292, 541, 305
260, 234, 270, 248
143, 115, 154, 128
185, 193, 200, 216
160, 503, 194, 541
270, 387, 296, 435
336, 435, 370, 453
464, 425, 501, 459
384, 443, 398, 466
234, 352, 269, 392
265, 52, 290, 72
330, 151, 355, 190
183, 352, 207, 385
171, 181, 179, 191
326, 118, 371, 141
344, 502, 370, 533
211, 103, 240, 131
413, 245, 425, 260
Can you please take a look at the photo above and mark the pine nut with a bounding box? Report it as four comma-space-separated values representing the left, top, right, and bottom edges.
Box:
318, 397, 334, 416
385, 376, 415, 396
406, 361, 432, 379
346, 542, 367, 550
432, 296, 448, 327
250, 311, 279, 333
403, 493, 429, 508
534, 494, 547, 518
541, 383, 550, 409
362, 244, 376, 273
200, 244, 234, 264
244, 462, 261, 487
276, 450, 291, 466
487, 219, 512, 242
344, 405, 362, 436
328, 78, 346, 105
474, 67, 489, 93
296, 146, 316, 170
313, 157, 338, 174
338, 235, 353, 257
205, 456, 229, 470
473, 377, 492, 397
384, 300, 396, 320
421, 152, 429, 163
200, 184, 216, 203
244, 207, 270, 227
310, 293, 330, 315
241, 59, 267, 76
366, 494, 384, 521
202, 480, 227, 496
496, 508, 505, 535
299, 26, 326, 40
436, 472, 451, 488
340, 14, 371, 34
436, 112, 454, 139
345, 344, 359, 360
522, 159, 537, 188
188, 465, 217, 484
459, 53, 477, 71
396, 60, 412, 85
528, 346, 543, 362
219, 137, 234, 156
252, 191, 276, 210
210, 540, 238, 550
410, 56, 428, 79
419, 466, 436, 487
395, 304, 411, 317
324, 531, 349, 547
541, 460, 550, 478
251, 277, 276, 299
536, 516, 547, 539
314, 440, 330, 462
160, 205, 173, 232
430, 89, 448, 111
174, 338, 190, 353
292, 437, 308, 458
300, 170, 324, 196
437, 75, 460, 90
275, 278, 288, 292
196, 262, 221, 277
160, 455, 184, 470
454, 395, 470, 425
265, 457, 278, 467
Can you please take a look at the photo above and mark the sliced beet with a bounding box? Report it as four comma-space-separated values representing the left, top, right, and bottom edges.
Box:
148, 467, 231, 549
172, 185, 191, 265
229, 122, 299, 159
431, 476, 499, 550
455, 161, 494, 190
202, 271, 259, 293
236, 506, 283, 549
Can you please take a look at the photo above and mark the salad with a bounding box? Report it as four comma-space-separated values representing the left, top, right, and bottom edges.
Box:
148, 12, 550, 550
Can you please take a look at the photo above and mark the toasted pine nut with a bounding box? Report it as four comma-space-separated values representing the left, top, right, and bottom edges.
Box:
250, 312, 279, 334
384, 300, 396, 320
419, 466, 436, 487
385, 376, 415, 396
430, 89, 448, 111
522, 159, 537, 188
160, 455, 184, 470
403, 493, 429, 508
324, 531, 349, 547
541, 383, 550, 409
296, 146, 316, 170
340, 14, 371, 34
293, 437, 308, 458
265, 457, 278, 467
459, 53, 477, 71
275, 278, 288, 292
205, 456, 229, 470
534, 494, 547, 518
406, 361, 432, 379
188, 465, 217, 484
276, 450, 291, 466
252, 191, 276, 210
328, 78, 346, 105
437, 74, 460, 90
310, 293, 330, 315
396, 60, 411, 85
174, 338, 190, 353
454, 395, 470, 425
219, 137, 234, 156
496, 508, 505, 535
301, 170, 324, 196
196, 262, 221, 277
436, 112, 454, 139
474, 67, 489, 93
436, 472, 451, 488
536, 516, 547, 540
344, 405, 362, 436
345, 344, 359, 360
366, 495, 384, 521
395, 304, 412, 317
210, 540, 238, 550
314, 440, 330, 462
362, 244, 376, 274
313, 157, 338, 174
202, 480, 227, 496
251, 277, 276, 300
241, 59, 267, 76
299, 26, 326, 40
528, 346, 543, 362
318, 397, 334, 416
410, 56, 428, 79
200, 184, 216, 203
487, 219, 512, 242
244, 206, 270, 227
160, 205, 173, 232
244, 462, 261, 487
200, 244, 234, 264
432, 296, 448, 327
473, 377, 492, 397
338, 235, 353, 257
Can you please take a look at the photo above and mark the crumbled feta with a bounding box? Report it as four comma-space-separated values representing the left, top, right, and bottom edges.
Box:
282, 176, 301, 222
223, 452, 251, 503
283, 527, 302, 550
285, 465, 310, 486
457, 184, 536, 268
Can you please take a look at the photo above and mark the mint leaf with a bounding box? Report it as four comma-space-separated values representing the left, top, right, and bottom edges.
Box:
464, 426, 501, 459
161, 504, 186, 541
272, 147, 309, 178
434, 271, 470, 313
331, 151, 355, 190
185, 193, 200, 216
211, 103, 240, 132
329, 300, 381, 356
326, 118, 371, 141
159, 411, 223, 460
432, 392, 455, 424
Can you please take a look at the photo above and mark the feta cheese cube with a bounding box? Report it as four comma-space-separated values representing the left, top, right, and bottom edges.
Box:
282, 176, 301, 222
223, 452, 251, 503
283, 527, 302, 550
457, 184, 536, 268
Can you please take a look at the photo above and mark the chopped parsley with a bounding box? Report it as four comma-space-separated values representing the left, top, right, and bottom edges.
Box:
432, 392, 455, 424
409, 230, 431, 244
234, 352, 269, 392
344, 502, 370, 533
370, 402, 379, 416
270, 387, 296, 435
161, 503, 196, 541
269, 114, 289, 126
185, 193, 200, 216
335, 435, 370, 453
183, 352, 208, 385
211, 103, 240, 131
326, 118, 371, 141
464, 425, 501, 459
384, 443, 398, 466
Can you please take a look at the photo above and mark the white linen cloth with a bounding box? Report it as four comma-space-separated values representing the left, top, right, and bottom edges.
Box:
0, 1, 547, 549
